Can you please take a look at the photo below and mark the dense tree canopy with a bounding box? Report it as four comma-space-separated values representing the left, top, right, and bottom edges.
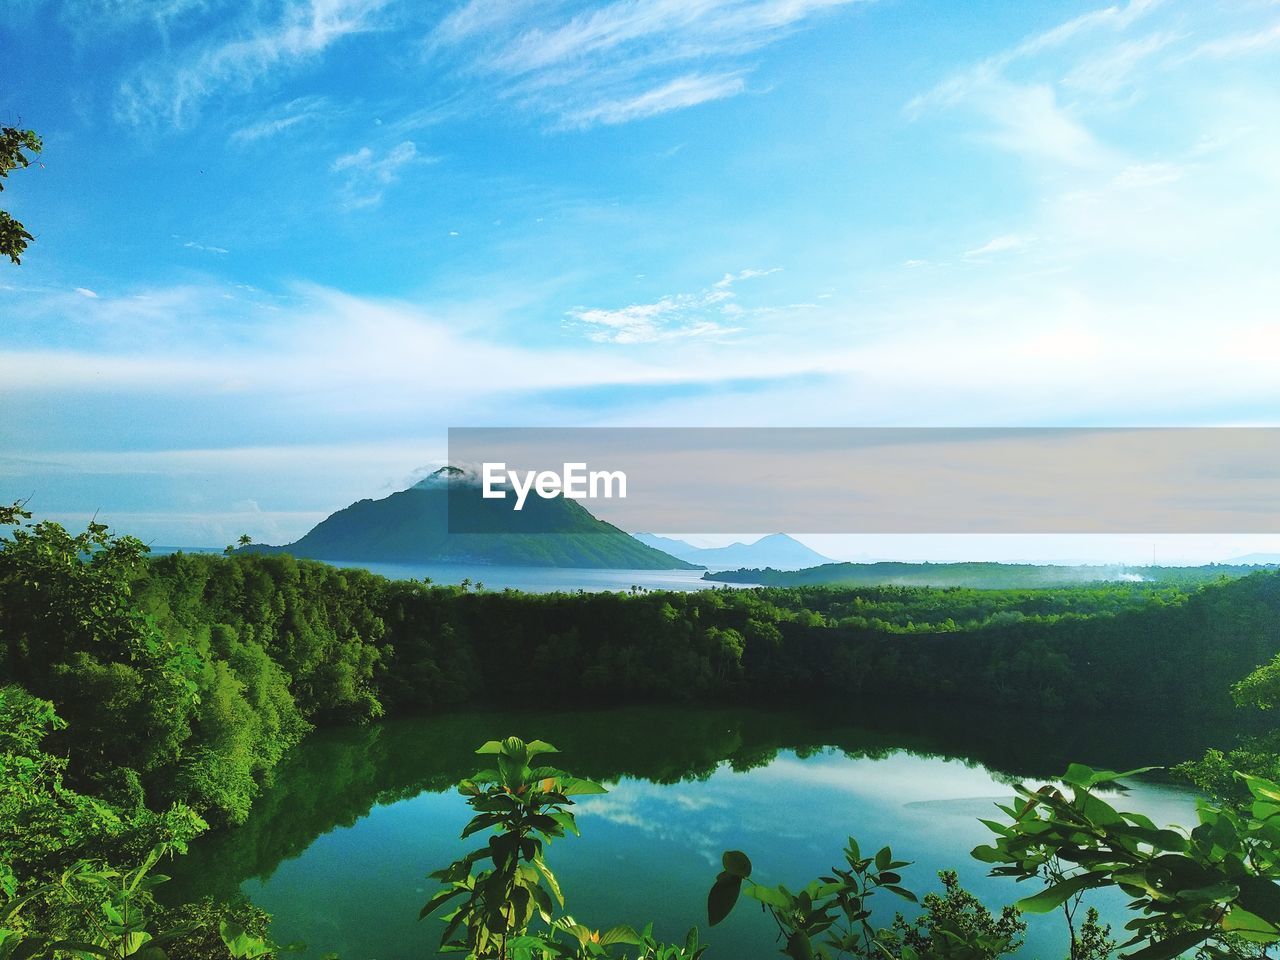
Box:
3, 510, 1280, 956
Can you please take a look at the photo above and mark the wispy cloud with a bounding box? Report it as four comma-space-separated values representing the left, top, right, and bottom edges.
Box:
962, 234, 1033, 260
905, 0, 1167, 169
183, 240, 230, 254
558, 71, 747, 128
230, 95, 333, 143
714, 266, 781, 287
58, 0, 220, 40
0, 281, 823, 398
568, 294, 740, 344
116, 0, 392, 126
428, 0, 871, 127
567, 267, 781, 343
330, 141, 428, 208
1189, 21, 1280, 60
1061, 30, 1181, 95
907, 0, 1166, 112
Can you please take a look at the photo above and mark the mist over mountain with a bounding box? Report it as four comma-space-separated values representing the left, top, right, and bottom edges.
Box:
634, 533, 832, 570
242, 468, 700, 569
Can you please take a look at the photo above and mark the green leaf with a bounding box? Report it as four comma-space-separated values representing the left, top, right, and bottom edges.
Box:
526, 740, 559, 760
1240, 774, 1280, 804
1063, 763, 1097, 787
1121, 928, 1211, 960
421, 885, 468, 920
722, 851, 752, 879
970, 844, 1006, 864
560, 778, 607, 796
532, 856, 565, 908
1176, 882, 1238, 904
685, 927, 700, 953
1015, 872, 1107, 913
1237, 876, 1280, 925
745, 883, 791, 909
549, 811, 580, 837
599, 926, 642, 947
784, 930, 813, 960
708, 873, 743, 927
1224, 907, 1280, 942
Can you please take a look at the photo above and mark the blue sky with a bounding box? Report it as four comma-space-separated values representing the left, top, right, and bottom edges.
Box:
3, 0, 1280, 555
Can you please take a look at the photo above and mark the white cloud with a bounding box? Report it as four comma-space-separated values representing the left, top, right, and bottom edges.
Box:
74, 287, 99, 298
980, 82, 1112, 168
962, 234, 1033, 260
330, 141, 427, 208
116, 0, 392, 126
907, 0, 1166, 115
1061, 30, 1181, 95
428, 0, 871, 127
558, 71, 746, 127
569, 267, 784, 343
183, 240, 230, 254
58, 0, 217, 40
230, 95, 333, 143
0, 282, 807, 397
1189, 21, 1280, 60
904, 0, 1171, 169
712, 266, 780, 288
568, 292, 742, 344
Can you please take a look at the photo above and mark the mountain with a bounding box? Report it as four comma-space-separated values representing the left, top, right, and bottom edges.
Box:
244, 469, 701, 569
633, 533, 833, 570
1226, 554, 1280, 566
704, 561, 1272, 589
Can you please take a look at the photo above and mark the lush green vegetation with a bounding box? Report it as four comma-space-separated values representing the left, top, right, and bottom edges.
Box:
706, 561, 1277, 590
5, 507, 1280, 828
704, 758, 1280, 960
409, 738, 1280, 960
0, 125, 41, 265
4, 507, 1280, 957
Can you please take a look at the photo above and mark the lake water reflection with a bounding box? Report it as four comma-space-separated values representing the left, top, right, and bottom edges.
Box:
166, 704, 1226, 959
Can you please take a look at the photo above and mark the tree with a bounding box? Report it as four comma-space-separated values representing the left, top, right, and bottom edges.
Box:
1, 126, 42, 264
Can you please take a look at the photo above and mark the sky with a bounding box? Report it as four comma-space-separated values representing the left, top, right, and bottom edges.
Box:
3, 0, 1280, 558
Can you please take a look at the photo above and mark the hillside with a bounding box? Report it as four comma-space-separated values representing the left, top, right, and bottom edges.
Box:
243, 469, 700, 569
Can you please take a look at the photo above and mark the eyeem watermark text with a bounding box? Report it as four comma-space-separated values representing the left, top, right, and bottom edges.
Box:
482, 462, 627, 511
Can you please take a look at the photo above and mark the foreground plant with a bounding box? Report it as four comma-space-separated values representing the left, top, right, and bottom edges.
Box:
973, 764, 1280, 960
709, 763, 1280, 960
706, 841, 1022, 960
0, 686, 304, 960
421, 736, 706, 960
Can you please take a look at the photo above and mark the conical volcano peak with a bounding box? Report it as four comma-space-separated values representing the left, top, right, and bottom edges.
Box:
413, 464, 480, 489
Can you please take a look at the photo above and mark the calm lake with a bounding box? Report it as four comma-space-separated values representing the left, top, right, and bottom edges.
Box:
324, 561, 746, 592
154, 550, 750, 593
165, 704, 1232, 960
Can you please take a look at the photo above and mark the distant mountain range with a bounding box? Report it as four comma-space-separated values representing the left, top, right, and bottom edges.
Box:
704, 561, 1275, 589
242, 468, 700, 569
633, 533, 832, 570
1227, 554, 1280, 565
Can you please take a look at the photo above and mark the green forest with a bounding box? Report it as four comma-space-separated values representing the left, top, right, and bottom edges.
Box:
5, 507, 1280, 958
705, 562, 1278, 590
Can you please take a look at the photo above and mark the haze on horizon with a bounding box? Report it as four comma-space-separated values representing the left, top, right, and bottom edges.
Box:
4, 0, 1280, 561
